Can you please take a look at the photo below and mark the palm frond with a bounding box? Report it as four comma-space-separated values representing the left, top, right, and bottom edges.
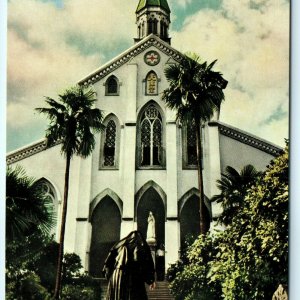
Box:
6, 166, 56, 242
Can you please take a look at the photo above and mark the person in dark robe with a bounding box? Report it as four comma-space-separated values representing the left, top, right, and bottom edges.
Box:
102, 230, 156, 300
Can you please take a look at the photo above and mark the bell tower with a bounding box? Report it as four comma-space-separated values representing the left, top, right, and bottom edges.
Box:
135, 0, 171, 44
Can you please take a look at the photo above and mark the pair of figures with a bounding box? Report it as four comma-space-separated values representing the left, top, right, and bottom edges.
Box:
103, 213, 156, 300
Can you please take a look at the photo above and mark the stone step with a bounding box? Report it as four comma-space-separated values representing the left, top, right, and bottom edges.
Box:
97, 279, 174, 300
146, 281, 175, 300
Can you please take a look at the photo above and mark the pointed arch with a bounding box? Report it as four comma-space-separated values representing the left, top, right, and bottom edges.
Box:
34, 177, 60, 237
105, 75, 120, 96
135, 180, 167, 220
136, 101, 165, 168
90, 188, 123, 221
99, 113, 121, 169
178, 188, 211, 220
145, 70, 159, 95
34, 177, 60, 202
89, 191, 122, 277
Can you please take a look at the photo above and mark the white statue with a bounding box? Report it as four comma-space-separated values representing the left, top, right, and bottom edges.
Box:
146, 211, 156, 244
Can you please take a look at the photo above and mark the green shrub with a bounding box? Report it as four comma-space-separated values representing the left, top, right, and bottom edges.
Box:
169, 144, 288, 300
6, 272, 51, 300
61, 284, 96, 300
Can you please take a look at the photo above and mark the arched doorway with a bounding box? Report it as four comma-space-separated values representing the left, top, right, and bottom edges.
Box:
180, 194, 200, 251
136, 186, 165, 280
89, 196, 121, 277
179, 193, 211, 254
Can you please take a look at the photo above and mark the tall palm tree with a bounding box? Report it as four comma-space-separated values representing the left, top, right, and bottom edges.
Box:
162, 53, 227, 235
36, 85, 105, 299
211, 165, 261, 226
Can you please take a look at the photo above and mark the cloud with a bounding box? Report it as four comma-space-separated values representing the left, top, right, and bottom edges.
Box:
7, 0, 137, 150
171, 0, 289, 146
7, 0, 289, 150
174, 0, 192, 8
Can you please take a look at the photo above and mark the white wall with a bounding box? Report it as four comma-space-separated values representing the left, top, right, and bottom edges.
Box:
219, 134, 275, 173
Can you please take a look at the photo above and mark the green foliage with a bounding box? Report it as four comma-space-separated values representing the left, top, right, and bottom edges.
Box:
211, 164, 261, 225
36, 85, 106, 298
6, 238, 101, 299
61, 284, 97, 300
169, 234, 222, 300
63, 252, 84, 281
28, 241, 59, 293
162, 53, 227, 124
163, 53, 227, 235
5, 163, 98, 299
169, 144, 288, 300
6, 272, 52, 300
6, 165, 56, 296
61, 276, 101, 300
35, 85, 105, 158
6, 165, 55, 242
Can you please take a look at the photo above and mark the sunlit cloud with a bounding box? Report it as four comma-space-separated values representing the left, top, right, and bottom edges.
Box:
7, 0, 289, 150
171, 0, 289, 146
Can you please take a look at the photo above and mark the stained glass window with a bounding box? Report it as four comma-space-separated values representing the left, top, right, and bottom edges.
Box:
187, 120, 198, 166
146, 71, 158, 95
140, 104, 162, 166
35, 179, 57, 235
104, 120, 116, 166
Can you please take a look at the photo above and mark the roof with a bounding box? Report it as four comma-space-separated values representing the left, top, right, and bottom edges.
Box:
77, 34, 182, 86
136, 0, 170, 13
209, 121, 282, 156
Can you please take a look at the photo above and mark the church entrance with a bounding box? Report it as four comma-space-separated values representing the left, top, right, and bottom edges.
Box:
180, 194, 200, 249
136, 187, 165, 281
180, 194, 210, 253
89, 196, 121, 277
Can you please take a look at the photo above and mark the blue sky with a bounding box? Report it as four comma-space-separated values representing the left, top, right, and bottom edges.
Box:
6, 0, 290, 152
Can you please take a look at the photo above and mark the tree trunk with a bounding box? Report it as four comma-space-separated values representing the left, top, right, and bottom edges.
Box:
195, 116, 209, 235
54, 153, 71, 299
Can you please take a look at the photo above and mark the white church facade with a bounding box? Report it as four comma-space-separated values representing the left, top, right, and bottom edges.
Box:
7, 0, 281, 279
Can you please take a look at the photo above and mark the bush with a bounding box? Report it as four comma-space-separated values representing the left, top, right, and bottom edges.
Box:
169, 143, 288, 300
6, 272, 52, 300
169, 234, 222, 300
62, 284, 97, 300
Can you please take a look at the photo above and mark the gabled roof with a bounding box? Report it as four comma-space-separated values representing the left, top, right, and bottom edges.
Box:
78, 34, 182, 86
136, 0, 170, 13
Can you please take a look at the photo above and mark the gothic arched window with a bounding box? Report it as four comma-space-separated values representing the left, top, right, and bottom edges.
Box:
34, 179, 58, 236
182, 120, 202, 169
100, 115, 120, 169
145, 71, 158, 95
138, 103, 164, 168
105, 75, 120, 96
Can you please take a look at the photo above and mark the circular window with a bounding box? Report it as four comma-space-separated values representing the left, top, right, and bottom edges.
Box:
144, 50, 160, 66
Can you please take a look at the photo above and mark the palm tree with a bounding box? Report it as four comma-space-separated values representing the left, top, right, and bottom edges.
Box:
36, 85, 105, 299
162, 53, 227, 235
6, 165, 55, 243
211, 165, 261, 226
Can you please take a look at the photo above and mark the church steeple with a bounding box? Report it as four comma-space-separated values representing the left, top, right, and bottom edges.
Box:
135, 0, 171, 44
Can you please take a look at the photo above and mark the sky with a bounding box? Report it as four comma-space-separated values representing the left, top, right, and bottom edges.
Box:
6, 0, 290, 152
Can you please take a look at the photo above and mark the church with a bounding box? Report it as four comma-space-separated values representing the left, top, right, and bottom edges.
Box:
7, 0, 282, 279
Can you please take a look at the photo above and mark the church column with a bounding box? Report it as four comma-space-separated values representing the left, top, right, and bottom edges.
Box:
206, 122, 223, 231
165, 115, 180, 266
74, 155, 93, 269
120, 62, 138, 238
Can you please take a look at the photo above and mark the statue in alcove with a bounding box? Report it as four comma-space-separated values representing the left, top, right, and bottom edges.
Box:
146, 211, 156, 245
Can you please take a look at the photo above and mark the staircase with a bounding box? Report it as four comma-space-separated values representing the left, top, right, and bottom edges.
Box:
147, 281, 175, 300
98, 279, 174, 300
